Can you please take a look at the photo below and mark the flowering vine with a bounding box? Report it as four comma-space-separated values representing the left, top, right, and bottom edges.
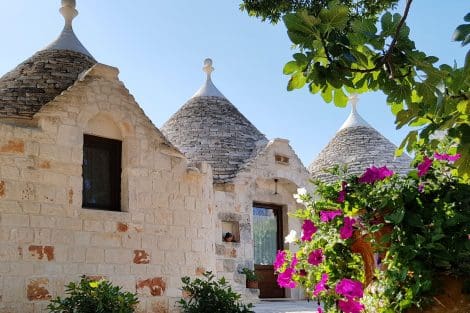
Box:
273, 149, 469, 312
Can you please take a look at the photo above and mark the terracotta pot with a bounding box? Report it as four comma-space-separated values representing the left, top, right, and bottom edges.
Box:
246, 281, 259, 289
406, 275, 470, 313
351, 223, 392, 286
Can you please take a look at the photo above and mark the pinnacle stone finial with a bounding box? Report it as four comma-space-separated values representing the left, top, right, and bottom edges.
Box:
60, 0, 78, 28
338, 93, 371, 131
349, 93, 359, 113
203, 58, 215, 78
42, 0, 94, 58
191, 58, 225, 98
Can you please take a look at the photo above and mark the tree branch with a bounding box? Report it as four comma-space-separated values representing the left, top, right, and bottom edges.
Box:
386, 0, 413, 56
382, 0, 413, 78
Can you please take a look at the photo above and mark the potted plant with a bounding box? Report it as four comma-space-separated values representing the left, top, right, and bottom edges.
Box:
241, 268, 259, 289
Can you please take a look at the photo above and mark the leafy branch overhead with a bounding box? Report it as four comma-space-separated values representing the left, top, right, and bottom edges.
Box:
241, 0, 470, 178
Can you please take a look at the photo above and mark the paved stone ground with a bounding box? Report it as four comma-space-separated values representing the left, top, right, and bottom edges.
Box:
253, 300, 320, 313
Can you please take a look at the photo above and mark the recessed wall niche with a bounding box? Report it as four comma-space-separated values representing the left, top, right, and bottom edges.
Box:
222, 221, 240, 243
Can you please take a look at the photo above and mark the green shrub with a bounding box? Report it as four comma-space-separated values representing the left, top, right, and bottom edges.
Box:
177, 271, 254, 313
47, 276, 139, 313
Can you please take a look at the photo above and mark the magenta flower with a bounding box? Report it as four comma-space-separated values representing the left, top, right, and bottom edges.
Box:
308, 248, 324, 266
274, 250, 286, 271
340, 217, 355, 240
301, 220, 318, 241
434, 152, 461, 162
317, 308, 323, 313
291, 255, 298, 268
277, 267, 296, 288
320, 210, 342, 222
417, 157, 433, 177
313, 273, 328, 296
335, 278, 364, 298
358, 166, 394, 184
338, 297, 365, 313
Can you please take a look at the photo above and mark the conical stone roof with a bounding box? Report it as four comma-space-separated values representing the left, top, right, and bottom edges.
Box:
162, 59, 268, 183
0, 0, 96, 119
308, 96, 411, 183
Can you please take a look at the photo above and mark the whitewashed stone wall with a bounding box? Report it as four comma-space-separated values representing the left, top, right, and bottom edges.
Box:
214, 138, 310, 300
0, 64, 215, 313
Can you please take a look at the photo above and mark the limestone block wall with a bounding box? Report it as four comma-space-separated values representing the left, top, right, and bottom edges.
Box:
0, 64, 216, 313
213, 139, 310, 300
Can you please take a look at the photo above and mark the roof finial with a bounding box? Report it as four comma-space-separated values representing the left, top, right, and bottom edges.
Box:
60, 0, 78, 28
349, 93, 359, 113
338, 93, 371, 131
191, 58, 225, 98
42, 0, 94, 58
203, 58, 214, 79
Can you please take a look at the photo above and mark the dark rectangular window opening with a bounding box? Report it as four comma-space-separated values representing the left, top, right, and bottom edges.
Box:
82, 134, 122, 211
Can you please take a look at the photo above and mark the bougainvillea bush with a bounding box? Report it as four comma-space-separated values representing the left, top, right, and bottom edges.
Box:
276, 149, 469, 313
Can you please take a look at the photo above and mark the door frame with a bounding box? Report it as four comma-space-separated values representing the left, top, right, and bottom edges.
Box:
253, 202, 285, 298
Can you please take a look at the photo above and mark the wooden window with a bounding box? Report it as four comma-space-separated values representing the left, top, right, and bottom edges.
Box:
82, 134, 122, 211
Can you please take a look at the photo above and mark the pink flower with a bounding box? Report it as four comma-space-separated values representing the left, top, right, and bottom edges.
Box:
340, 217, 355, 240
337, 181, 348, 203
277, 267, 296, 288
417, 157, 432, 177
434, 152, 461, 162
313, 273, 328, 296
338, 297, 364, 313
301, 220, 318, 241
291, 255, 298, 268
317, 308, 323, 313
358, 166, 394, 184
308, 249, 324, 266
274, 250, 286, 271
320, 210, 342, 222
335, 278, 364, 298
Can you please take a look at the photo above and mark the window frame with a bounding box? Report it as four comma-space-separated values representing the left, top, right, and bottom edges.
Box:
82, 134, 122, 211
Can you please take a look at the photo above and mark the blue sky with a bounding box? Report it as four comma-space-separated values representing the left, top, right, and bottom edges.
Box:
0, 1, 467, 166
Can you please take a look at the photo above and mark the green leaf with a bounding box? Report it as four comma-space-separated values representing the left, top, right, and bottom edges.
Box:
287, 30, 308, 45
283, 13, 314, 35
463, 33, 470, 46
309, 82, 321, 94
452, 24, 470, 42
391, 102, 404, 115
319, 5, 349, 32
409, 117, 430, 127
351, 18, 377, 36
287, 72, 307, 90
385, 208, 405, 224
381, 12, 393, 33
283, 61, 299, 75
465, 12, 470, 22
321, 84, 333, 103
333, 88, 348, 107
397, 130, 418, 155
293, 53, 308, 66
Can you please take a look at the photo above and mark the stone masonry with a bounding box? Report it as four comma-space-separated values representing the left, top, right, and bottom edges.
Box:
162, 96, 268, 183
309, 126, 411, 183
0, 50, 96, 119
0, 64, 215, 313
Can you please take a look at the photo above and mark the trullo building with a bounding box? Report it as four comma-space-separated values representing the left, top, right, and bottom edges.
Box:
0, 1, 413, 312
0, 1, 311, 312
308, 95, 411, 182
